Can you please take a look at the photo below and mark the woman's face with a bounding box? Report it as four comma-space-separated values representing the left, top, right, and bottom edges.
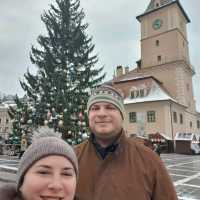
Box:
20, 155, 76, 200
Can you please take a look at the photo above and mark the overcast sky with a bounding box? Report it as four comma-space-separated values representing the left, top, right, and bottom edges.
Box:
0, 0, 199, 111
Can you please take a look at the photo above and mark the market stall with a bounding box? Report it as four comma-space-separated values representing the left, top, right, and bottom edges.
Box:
148, 132, 174, 153
175, 133, 200, 155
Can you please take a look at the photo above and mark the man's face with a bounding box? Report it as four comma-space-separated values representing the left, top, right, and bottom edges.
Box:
88, 102, 123, 141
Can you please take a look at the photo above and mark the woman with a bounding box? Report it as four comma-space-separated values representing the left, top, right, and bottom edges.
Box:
0, 128, 78, 200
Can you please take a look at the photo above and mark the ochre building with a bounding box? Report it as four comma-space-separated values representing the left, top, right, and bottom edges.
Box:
110, 0, 200, 140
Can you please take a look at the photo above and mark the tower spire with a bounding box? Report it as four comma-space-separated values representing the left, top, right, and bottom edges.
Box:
145, 0, 174, 13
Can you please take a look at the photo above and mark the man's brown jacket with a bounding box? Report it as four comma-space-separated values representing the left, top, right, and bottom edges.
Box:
75, 132, 178, 200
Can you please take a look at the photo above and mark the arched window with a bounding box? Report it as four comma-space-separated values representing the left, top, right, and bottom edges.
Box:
130, 87, 148, 99
157, 55, 162, 62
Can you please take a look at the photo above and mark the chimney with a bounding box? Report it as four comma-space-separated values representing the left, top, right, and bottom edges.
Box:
116, 65, 123, 77
125, 66, 129, 74
136, 59, 141, 70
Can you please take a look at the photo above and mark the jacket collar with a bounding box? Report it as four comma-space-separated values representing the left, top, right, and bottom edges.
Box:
90, 129, 126, 159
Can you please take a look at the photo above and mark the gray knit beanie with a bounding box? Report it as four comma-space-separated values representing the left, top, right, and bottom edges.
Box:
87, 85, 125, 119
16, 127, 78, 190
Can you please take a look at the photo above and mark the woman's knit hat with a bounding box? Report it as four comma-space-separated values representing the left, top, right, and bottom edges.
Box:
16, 127, 78, 190
87, 85, 125, 119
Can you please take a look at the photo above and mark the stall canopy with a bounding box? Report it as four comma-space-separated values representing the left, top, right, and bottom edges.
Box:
149, 132, 174, 153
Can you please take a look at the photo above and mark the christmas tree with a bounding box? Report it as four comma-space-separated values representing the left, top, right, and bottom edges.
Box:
19, 0, 105, 145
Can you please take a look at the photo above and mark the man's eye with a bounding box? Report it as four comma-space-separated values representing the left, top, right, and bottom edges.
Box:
91, 107, 99, 111
107, 106, 116, 110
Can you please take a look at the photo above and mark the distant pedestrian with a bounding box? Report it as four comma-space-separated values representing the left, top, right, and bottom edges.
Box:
153, 143, 161, 156
19, 134, 28, 159
0, 127, 78, 200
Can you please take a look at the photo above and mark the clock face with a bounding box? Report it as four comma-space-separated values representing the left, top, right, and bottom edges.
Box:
152, 19, 163, 30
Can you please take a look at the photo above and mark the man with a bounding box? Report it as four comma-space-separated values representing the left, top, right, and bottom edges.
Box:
153, 143, 162, 156
75, 85, 177, 200
19, 133, 28, 158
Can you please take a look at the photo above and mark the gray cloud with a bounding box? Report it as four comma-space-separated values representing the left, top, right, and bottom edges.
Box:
0, 0, 199, 111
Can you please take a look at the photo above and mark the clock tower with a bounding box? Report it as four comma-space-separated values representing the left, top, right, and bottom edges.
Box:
136, 0, 196, 112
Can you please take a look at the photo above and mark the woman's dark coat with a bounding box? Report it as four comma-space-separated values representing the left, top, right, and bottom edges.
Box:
0, 183, 22, 200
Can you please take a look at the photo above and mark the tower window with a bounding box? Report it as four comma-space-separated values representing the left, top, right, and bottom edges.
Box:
157, 55, 162, 62
186, 83, 190, 91
156, 3, 159, 7
173, 112, 177, 123
197, 120, 200, 129
180, 114, 183, 124
190, 121, 192, 128
156, 40, 160, 46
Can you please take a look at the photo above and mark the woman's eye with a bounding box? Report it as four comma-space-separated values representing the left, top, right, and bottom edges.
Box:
62, 171, 74, 176
62, 172, 73, 176
63, 173, 72, 176
37, 171, 49, 175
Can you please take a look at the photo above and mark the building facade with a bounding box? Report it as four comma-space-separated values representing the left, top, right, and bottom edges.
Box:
112, 0, 200, 139
0, 104, 12, 139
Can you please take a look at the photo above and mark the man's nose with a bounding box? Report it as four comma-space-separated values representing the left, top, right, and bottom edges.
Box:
97, 107, 107, 115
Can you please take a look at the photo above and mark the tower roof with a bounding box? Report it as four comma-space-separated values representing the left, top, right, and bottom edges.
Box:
136, 0, 190, 23
145, 0, 173, 13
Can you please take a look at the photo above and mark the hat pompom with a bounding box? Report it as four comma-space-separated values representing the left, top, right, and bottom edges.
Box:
32, 127, 62, 142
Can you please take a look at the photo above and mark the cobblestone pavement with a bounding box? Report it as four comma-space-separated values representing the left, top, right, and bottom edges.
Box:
0, 157, 18, 167
1, 154, 200, 199
161, 154, 200, 200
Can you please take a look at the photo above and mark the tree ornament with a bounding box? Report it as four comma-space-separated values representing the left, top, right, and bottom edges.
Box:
82, 133, 88, 139
58, 120, 64, 127
82, 121, 86, 126
44, 120, 48, 125
68, 130, 72, 135
47, 103, 51, 107
78, 112, 83, 120
47, 111, 52, 120
27, 119, 32, 124
20, 117, 25, 123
